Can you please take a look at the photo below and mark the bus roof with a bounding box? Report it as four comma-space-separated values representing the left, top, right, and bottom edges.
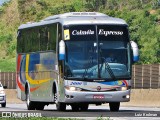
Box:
18, 12, 127, 30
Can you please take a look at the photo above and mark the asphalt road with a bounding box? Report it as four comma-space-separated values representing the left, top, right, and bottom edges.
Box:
0, 104, 160, 119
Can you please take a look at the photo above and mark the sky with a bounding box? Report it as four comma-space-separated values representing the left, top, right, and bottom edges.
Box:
0, 0, 10, 6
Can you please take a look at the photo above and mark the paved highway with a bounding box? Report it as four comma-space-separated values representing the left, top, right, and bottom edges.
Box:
0, 104, 160, 119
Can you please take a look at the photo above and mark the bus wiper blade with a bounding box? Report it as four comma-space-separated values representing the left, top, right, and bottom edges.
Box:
101, 57, 116, 80
82, 56, 93, 80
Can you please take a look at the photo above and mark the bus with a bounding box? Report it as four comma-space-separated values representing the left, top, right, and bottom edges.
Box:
16, 12, 139, 111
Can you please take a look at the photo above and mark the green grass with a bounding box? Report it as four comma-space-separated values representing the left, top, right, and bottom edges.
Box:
0, 57, 16, 72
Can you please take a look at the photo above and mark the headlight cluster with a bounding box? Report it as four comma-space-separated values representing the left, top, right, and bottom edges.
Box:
0, 90, 5, 94
116, 87, 128, 91
65, 86, 82, 91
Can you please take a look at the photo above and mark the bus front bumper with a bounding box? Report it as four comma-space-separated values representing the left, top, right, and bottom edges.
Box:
63, 89, 131, 103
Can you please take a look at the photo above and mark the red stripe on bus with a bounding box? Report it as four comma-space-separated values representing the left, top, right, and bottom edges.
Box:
123, 80, 128, 87
16, 75, 25, 91
17, 74, 40, 92
30, 86, 40, 92
17, 55, 21, 71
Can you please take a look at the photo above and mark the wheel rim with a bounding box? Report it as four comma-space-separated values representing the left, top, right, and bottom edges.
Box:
54, 93, 58, 104
26, 93, 30, 106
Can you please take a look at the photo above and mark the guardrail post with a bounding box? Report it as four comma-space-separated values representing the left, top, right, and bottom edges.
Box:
142, 65, 144, 89
150, 65, 152, 88
8, 72, 9, 89
133, 65, 135, 89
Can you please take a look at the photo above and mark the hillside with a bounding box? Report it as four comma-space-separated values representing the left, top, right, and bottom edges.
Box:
0, 0, 160, 71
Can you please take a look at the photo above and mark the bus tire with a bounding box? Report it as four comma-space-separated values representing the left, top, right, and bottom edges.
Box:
26, 90, 36, 110
56, 102, 66, 111
109, 102, 120, 112
80, 104, 89, 111
71, 104, 79, 111
35, 103, 45, 110
54, 92, 66, 111
1, 102, 6, 107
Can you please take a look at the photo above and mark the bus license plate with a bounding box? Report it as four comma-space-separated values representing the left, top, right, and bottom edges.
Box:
93, 95, 104, 99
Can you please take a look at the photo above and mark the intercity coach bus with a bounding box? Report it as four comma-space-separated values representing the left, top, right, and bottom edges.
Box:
16, 12, 139, 111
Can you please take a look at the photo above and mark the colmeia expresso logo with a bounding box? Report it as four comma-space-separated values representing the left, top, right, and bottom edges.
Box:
72, 29, 94, 35
72, 29, 123, 36
98, 29, 123, 36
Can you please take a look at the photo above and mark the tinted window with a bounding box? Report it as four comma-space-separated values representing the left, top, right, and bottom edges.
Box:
17, 23, 58, 53
48, 24, 57, 51
39, 27, 49, 51
98, 25, 129, 43
64, 25, 96, 41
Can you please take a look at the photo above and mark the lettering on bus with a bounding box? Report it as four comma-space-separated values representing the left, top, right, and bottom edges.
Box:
72, 30, 94, 35
98, 29, 123, 36
70, 81, 83, 85
71, 29, 123, 36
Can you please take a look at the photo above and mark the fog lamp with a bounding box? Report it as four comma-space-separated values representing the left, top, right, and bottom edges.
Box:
126, 95, 130, 99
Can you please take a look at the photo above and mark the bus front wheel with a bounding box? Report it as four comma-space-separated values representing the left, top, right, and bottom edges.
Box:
56, 102, 66, 111
54, 93, 66, 111
109, 102, 120, 112
71, 104, 79, 111
80, 104, 89, 111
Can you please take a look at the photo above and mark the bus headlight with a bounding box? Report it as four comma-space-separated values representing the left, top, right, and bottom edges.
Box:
121, 87, 127, 91
116, 87, 128, 91
65, 86, 82, 91
69, 86, 76, 91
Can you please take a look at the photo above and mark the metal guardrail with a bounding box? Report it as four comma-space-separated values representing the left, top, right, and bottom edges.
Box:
0, 72, 16, 89
132, 64, 160, 89
0, 64, 160, 89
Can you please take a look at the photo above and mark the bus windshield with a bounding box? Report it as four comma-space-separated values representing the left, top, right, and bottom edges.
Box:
64, 25, 131, 81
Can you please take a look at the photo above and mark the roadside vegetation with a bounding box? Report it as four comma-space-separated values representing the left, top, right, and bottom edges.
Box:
0, 0, 160, 71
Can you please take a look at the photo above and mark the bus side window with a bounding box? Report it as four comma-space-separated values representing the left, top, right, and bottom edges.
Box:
24, 29, 28, 53
32, 28, 39, 52
27, 29, 32, 52
49, 24, 57, 52
22, 29, 32, 53
39, 27, 49, 51
17, 31, 23, 53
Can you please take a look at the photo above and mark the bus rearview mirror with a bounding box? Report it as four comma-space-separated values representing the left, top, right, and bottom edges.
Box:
130, 41, 139, 62
59, 40, 65, 60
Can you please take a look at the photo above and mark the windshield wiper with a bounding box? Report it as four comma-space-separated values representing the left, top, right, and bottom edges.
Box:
82, 56, 93, 80
101, 57, 116, 80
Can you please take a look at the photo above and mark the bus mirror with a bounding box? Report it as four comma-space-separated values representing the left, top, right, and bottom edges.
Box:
130, 41, 139, 62
59, 40, 65, 60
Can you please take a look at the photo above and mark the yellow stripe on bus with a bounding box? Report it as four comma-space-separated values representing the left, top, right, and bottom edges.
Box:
25, 54, 50, 85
